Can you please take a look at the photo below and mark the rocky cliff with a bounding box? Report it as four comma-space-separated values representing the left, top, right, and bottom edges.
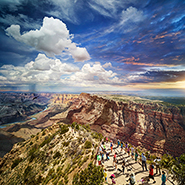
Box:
66, 93, 185, 156
51, 94, 79, 104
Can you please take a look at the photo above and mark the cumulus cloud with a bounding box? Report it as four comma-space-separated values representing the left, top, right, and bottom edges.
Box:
68, 63, 122, 86
103, 62, 112, 68
6, 17, 91, 62
0, 54, 123, 88
0, 53, 79, 84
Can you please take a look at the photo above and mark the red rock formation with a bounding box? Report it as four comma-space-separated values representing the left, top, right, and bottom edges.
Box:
66, 93, 185, 156
51, 94, 79, 104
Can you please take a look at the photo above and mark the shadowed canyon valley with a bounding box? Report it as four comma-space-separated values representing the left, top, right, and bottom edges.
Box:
0, 92, 185, 159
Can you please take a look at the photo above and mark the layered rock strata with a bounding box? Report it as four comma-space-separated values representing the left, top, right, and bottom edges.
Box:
66, 93, 185, 156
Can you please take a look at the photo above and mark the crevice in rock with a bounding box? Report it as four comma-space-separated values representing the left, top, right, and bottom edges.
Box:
160, 118, 167, 138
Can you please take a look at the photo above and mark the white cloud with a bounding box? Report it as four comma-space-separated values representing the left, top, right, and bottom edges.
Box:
0, 54, 79, 84
120, 6, 144, 25
103, 62, 112, 68
0, 56, 123, 89
88, 3, 113, 18
67, 63, 122, 86
0, 76, 7, 81
6, 17, 91, 62
87, 0, 146, 20
88, 0, 126, 18
97, 6, 145, 35
48, 0, 80, 24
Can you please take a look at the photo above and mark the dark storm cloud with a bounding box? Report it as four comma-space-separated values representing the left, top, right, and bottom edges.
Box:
130, 70, 185, 83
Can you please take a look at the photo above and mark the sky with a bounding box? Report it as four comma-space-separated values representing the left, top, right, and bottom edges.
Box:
0, 0, 185, 96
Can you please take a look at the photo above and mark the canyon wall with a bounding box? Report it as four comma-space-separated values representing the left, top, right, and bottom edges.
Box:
0, 93, 79, 125
0, 92, 50, 125
51, 94, 79, 104
66, 93, 185, 156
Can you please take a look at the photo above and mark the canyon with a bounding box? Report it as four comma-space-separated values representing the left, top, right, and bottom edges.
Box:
0, 92, 50, 125
0, 93, 79, 157
65, 93, 185, 156
0, 92, 185, 158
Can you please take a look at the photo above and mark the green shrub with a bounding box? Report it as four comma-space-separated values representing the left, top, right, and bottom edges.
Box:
28, 147, 37, 162
11, 158, 22, 169
75, 124, 79, 130
82, 124, 91, 132
83, 156, 89, 163
36, 175, 42, 184
64, 164, 71, 174
61, 158, 66, 164
64, 175, 69, 184
40, 135, 54, 147
91, 132, 103, 141
72, 162, 104, 185
44, 169, 55, 184
86, 149, 91, 154
160, 153, 185, 185
72, 122, 76, 128
53, 151, 62, 159
24, 166, 32, 180
63, 141, 70, 147
172, 154, 185, 184
42, 130, 46, 136
84, 140, 92, 149
58, 180, 65, 185
60, 124, 69, 135
78, 156, 89, 168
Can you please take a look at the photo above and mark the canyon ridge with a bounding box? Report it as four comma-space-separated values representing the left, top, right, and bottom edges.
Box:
0, 92, 185, 157
63, 93, 185, 157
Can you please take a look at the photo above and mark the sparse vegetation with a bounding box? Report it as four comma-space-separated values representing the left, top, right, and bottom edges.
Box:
63, 141, 70, 147
75, 124, 79, 130
40, 134, 55, 147
160, 153, 185, 185
42, 130, 46, 136
23, 166, 37, 184
11, 158, 22, 169
60, 124, 69, 134
91, 132, 103, 141
53, 151, 62, 159
71, 122, 76, 128
84, 140, 92, 149
82, 124, 91, 132
72, 162, 104, 185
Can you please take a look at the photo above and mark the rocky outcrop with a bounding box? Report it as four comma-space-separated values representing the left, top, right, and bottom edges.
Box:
66, 93, 185, 156
51, 94, 79, 104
